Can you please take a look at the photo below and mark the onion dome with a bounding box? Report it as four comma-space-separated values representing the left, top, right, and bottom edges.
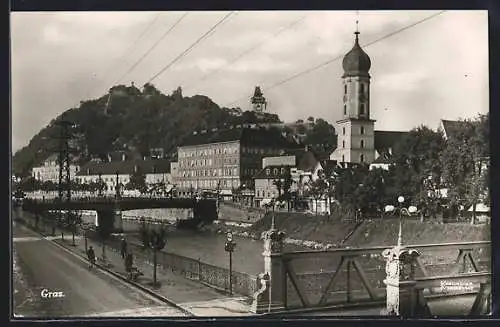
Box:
342, 32, 371, 78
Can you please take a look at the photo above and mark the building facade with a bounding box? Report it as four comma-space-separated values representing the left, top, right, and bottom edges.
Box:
31, 154, 80, 183
173, 125, 303, 197
76, 158, 171, 195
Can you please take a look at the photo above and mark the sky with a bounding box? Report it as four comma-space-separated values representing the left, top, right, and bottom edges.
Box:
11, 10, 489, 153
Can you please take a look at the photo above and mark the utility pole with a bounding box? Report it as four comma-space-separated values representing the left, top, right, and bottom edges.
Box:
55, 118, 77, 240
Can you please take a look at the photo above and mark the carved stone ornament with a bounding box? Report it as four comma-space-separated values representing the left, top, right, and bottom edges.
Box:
263, 229, 286, 254
251, 273, 270, 313
382, 246, 420, 281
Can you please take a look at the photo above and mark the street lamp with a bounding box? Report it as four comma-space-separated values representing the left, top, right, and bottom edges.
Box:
224, 231, 237, 296
384, 196, 418, 247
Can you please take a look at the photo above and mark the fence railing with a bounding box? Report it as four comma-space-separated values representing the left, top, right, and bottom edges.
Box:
83, 229, 258, 297
277, 241, 491, 309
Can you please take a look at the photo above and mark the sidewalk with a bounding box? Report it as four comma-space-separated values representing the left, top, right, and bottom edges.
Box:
42, 224, 254, 316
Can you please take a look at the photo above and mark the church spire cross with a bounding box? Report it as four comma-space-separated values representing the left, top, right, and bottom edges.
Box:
354, 11, 360, 42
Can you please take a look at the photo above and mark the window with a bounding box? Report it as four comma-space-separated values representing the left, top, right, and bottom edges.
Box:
360, 154, 364, 163
343, 127, 346, 135
344, 104, 347, 115
344, 84, 347, 94
360, 139, 364, 148
360, 126, 365, 134
343, 140, 345, 148
342, 155, 345, 162
360, 83, 364, 93
360, 104, 365, 115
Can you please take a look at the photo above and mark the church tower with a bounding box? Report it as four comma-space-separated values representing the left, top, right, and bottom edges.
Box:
251, 86, 267, 113
331, 26, 375, 165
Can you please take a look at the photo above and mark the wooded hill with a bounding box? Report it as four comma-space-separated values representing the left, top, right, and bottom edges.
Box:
13, 83, 336, 177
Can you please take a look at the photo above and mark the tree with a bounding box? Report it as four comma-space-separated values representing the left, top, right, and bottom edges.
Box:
140, 223, 167, 286
66, 211, 83, 246
97, 210, 115, 262
440, 114, 489, 224
127, 167, 147, 193
306, 177, 328, 214
304, 118, 336, 154
391, 125, 445, 208
274, 168, 294, 211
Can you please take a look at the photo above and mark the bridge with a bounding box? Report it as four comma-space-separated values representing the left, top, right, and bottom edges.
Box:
19, 196, 218, 231
250, 227, 491, 316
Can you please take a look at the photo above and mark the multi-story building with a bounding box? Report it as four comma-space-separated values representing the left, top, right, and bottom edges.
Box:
31, 154, 80, 183
173, 125, 303, 197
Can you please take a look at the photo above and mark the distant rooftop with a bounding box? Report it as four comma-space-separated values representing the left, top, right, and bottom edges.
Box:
180, 126, 303, 149
77, 158, 170, 176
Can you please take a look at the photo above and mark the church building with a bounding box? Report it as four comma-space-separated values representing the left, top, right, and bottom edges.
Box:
330, 28, 407, 166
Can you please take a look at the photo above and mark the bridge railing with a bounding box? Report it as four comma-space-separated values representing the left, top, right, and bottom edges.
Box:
273, 241, 490, 310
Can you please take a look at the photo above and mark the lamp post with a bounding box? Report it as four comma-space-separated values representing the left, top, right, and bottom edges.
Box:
224, 231, 237, 296
383, 196, 419, 317
384, 196, 418, 247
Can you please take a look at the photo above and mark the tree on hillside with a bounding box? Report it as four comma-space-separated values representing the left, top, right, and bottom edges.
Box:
440, 114, 489, 224
304, 118, 336, 154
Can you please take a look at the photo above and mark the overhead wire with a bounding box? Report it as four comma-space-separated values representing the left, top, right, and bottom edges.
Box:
146, 11, 237, 84
182, 13, 309, 90
222, 10, 447, 108
113, 12, 190, 86
95, 13, 161, 94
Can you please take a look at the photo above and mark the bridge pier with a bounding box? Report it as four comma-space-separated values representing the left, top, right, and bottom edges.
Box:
382, 245, 426, 317
251, 224, 287, 313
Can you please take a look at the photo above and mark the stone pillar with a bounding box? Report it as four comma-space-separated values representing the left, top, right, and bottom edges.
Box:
382, 246, 421, 317
251, 226, 286, 313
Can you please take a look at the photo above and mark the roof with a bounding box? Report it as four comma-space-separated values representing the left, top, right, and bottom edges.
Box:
180, 126, 302, 148
342, 32, 371, 78
254, 165, 293, 180
374, 130, 407, 151
441, 119, 469, 139
77, 159, 171, 176
371, 153, 392, 164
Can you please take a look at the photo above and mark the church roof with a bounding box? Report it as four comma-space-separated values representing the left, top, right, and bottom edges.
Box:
342, 32, 371, 78
374, 131, 407, 152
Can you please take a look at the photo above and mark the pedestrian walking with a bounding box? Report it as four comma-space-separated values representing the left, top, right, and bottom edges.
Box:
120, 238, 128, 259
87, 245, 96, 269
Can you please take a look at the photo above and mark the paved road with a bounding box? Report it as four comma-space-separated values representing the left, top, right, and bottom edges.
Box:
12, 220, 188, 318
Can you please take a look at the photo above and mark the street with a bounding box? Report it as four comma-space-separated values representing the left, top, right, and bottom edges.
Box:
12, 221, 188, 318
